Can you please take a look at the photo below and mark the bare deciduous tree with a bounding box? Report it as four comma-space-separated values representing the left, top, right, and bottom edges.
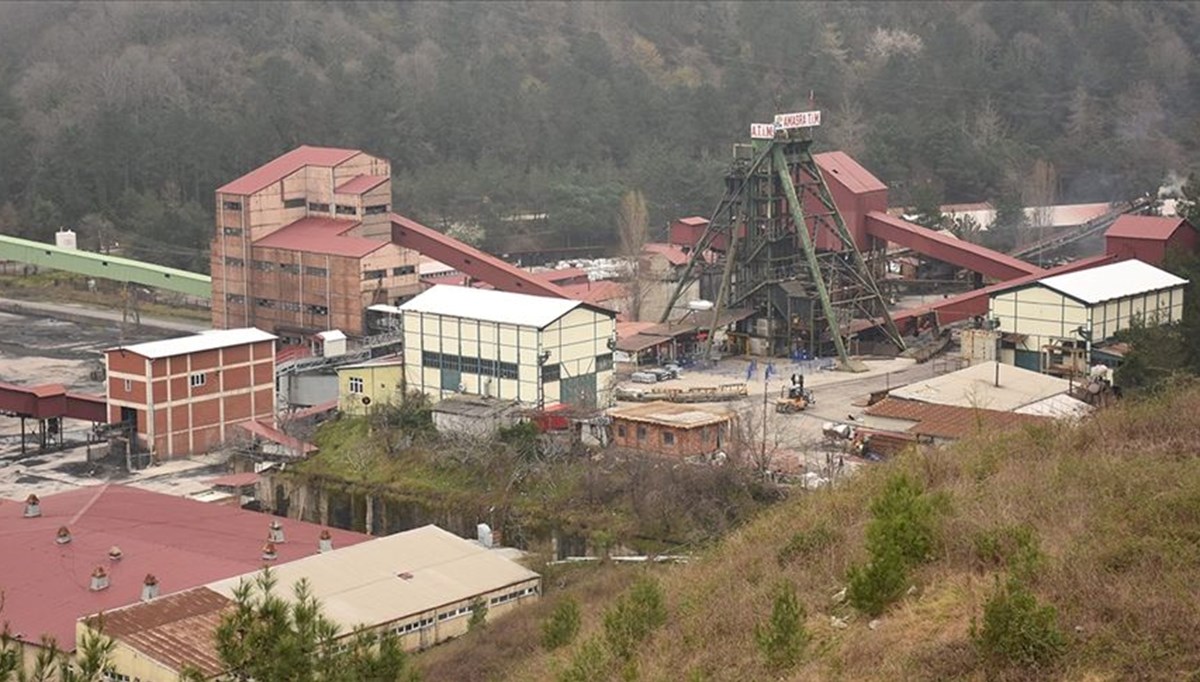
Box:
618, 189, 652, 321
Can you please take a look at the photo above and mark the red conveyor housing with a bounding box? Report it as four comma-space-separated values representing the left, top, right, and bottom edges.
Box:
865, 212, 1043, 281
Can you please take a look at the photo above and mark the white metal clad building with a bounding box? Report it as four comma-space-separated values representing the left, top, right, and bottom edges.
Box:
399, 285, 617, 408
988, 259, 1188, 372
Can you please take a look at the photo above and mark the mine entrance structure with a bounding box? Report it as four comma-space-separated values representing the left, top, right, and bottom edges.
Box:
663, 112, 904, 368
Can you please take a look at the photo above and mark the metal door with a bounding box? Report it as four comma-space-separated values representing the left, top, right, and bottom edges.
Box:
1014, 350, 1041, 372
560, 373, 597, 408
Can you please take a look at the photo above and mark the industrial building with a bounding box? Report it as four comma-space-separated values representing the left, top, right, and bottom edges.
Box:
988, 259, 1188, 373
86, 525, 541, 681
431, 395, 524, 438
608, 401, 733, 457
335, 354, 405, 415
1104, 215, 1198, 267
399, 285, 617, 408
210, 146, 421, 340
0, 485, 366, 672
104, 328, 277, 459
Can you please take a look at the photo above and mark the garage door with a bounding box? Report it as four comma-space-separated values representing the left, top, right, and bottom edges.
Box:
1014, 350, 1041, 372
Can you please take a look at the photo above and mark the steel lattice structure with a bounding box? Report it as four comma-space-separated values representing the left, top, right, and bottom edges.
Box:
663, 122, 904, 367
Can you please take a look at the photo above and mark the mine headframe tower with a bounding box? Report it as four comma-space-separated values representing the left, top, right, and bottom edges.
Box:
662, 112, 905, 369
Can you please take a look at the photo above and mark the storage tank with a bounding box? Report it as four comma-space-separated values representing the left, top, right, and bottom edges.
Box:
55, 229, 77, 250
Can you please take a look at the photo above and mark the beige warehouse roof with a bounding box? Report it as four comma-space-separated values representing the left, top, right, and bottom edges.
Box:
609, 401, 732, 428
207, 525, 539, 632
890, 362, 1071, 412
399, 284, 605, 328
108, 327, 277, 359
1034, 259, 1188, 305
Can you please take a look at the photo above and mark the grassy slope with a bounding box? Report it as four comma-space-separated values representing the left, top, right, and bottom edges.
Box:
419, 385, 1200, 681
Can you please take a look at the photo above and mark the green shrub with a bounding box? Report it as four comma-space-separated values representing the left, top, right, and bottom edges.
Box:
776, 523, 839, 566
558, 638, 610, 682
603, 576, 667, 660
542, 598, 582, 650
468, 596, 488, 631
865, 474, 937, 564
754, 582, 808, 670
846, 543, 910, 617
972, 577, 1066, 670
972, 524, 1043, 578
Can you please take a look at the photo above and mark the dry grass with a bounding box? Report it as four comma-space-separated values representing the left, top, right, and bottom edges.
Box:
423, 384, 1200, 681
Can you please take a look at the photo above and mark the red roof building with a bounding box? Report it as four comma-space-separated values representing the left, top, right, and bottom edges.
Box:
1105, 215, 1198, 266
212, 146, 421, 340
0, 484, 367, 655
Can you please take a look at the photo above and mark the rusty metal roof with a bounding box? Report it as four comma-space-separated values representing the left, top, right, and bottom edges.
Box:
87, 587, 232, 678
866, 397, 1049, 439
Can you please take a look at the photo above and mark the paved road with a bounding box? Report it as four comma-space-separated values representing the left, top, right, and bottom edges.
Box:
0, 296, 208, 334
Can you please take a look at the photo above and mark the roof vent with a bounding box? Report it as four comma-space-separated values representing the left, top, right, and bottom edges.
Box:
141, 574, 159, 602
268, 520, 285, 543
318, 529, 333, 554
90, 566, 109, 592
261, 542, 278, 561
397, 572, 414, 581
108, 546, 123, 561
24, 494, 41, 518
56, 526, 72, 544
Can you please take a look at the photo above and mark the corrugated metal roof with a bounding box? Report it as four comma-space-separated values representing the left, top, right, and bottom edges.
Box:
1105, 215, 1192, 241
641, 242, 690, 266
207, 525, 540, 632
0, 485, 367, 652
89, 587, 232, 678
111, 328, 276, 360
866, 397, 1050, 439
889, 361, 1071, 411
217, 146, 361, 195
335, 174, 389, 195
253, 216, 383, 257
1035, 259, 1188, 305
608, 401, 732, 428
399, 284, 595, 328
814, 151, 887, 194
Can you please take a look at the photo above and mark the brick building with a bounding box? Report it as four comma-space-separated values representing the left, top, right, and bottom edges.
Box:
104, 328, 277, 458
211, 146, 421, 340
608, 401, 733, 457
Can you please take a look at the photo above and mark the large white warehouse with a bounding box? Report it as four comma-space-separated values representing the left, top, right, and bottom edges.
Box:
399, 285, 617, 408
989, 259, 1188, 372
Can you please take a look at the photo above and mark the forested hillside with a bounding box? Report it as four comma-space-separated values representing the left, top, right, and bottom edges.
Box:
0, 1, 1196, 270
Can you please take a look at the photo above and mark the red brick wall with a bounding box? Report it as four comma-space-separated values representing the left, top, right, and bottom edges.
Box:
610, 418, 729, 457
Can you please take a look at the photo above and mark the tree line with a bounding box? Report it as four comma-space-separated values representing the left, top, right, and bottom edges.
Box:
0, 1, 1196, 271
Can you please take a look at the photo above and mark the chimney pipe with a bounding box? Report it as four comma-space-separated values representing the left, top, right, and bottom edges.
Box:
318, 529, 333, 553
141, 574, 159, 602
90, 566, 110, 591
261, 542, 278, 561
268, 520, 285, 544
24, 494, 41, 518
56, 526, 72, 544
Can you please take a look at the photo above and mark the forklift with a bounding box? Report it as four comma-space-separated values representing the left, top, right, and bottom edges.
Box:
775, 373, 815, 414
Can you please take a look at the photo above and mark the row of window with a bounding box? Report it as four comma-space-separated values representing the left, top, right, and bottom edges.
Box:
223, 200, 388, 219
363, 265, 417, 280
118, 373, 206, 393
224, 294, 328, 316
490, 586, 538, 606
223, 257, 328, 277
437, 604, 473, 622
392, 616, 435, 636
422, 351, 520, 380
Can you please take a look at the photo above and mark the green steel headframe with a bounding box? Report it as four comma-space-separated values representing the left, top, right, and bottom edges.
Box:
662, 124, 904, 367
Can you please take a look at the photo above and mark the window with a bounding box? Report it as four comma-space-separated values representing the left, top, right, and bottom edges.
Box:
304, 265, 328, 277
256, 298, 274, 308
222, 226, 243, 236
283, 197, 306, 209
222, 200, 242, 211
616, 424, 627, 438
335, 204, 357, 216
541, 363, 560, 382
279, 263, 300, 275
252, 260, 273, 271
662, 431, 675, 446
421, 351, 440, 368
224, 256, 244, 267
307, 304, 329, 316
595, 353, 614, 372
363, 269, 386, 280
364, 204, 389, 216
499, 362, 519, 380
225, 293, 245, 304
189, 373, 207, 388
103, 669, 132, 682
308, 202, 330, 213
279, 301, 301, 312
392, 265, 416, 276
461, 356, 480, 374
636, 425, 647, 441
349, 376, 364, 393
123, 379, 132, 392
